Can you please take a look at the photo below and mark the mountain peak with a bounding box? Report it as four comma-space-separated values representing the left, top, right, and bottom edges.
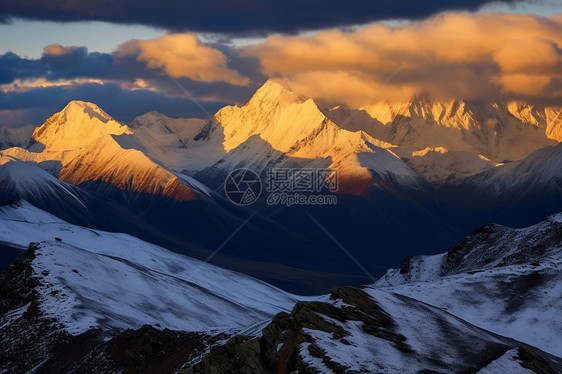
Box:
247, 79, 307, 109
32, 101, 131, 151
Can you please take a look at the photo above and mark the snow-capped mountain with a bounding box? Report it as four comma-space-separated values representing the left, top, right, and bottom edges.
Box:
124, 111, 208, 169
2, 80, 558, 196
438, 142, 562, 230
461, 142, 562, 195
119, 80, 561, 188
375, 214, 562, 356
393, 146, 501, 183
323, 94, 561, 183
116, 80, 424, 195
191, 80, 424, 194
2, 81, 559, 193
1, 101, 204, 201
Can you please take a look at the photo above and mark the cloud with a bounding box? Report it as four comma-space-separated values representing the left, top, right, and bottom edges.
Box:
0, 52, 44, 84
493, 38, 561, 74
119, 34, 250, 85
0, 38, 259, 127
0, 0, 530, 34
242, 12, 562, 105
43, 43, 82, 57
0, 38, 259, 105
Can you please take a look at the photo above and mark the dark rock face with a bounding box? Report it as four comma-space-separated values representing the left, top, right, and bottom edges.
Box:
442, 216, 562, 276
0, 243, 71, 373
184, 286, 562, 374
0, 245, 227, 374
33, 326, 227, 374
184, 287, 405, 374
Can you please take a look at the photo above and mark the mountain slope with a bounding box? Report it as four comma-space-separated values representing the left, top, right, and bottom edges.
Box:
2, 202, 560, 373
0, 201, 304, 334
189, 287, 562, 373
439, 143, 562, 229
0, 155, 85, 207
462, 143, 562, 195
188, 213, 562, 372
392, 146, 501, 183
374, 213, 562, 357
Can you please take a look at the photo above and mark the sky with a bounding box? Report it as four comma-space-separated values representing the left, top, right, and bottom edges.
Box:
0, 0, 561, 127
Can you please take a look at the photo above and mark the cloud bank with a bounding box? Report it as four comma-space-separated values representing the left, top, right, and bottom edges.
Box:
119, 34, 250, 85
243, 12, 562, 106
0, 0, 525, 34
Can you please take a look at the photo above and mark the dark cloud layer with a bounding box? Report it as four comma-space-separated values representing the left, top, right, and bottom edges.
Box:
0, 0, 522, 34
1, 46, 131, 84
0, 52, 44, 84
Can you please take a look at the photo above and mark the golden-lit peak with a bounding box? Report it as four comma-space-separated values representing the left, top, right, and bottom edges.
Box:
31, 101, 132, 152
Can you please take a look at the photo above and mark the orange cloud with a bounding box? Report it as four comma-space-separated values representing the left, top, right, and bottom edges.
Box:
243, 12, 562, 105
493, 74, 552, 96
493, 39, 561, 74
121, 33, 250, 86
43, 43, 81, 56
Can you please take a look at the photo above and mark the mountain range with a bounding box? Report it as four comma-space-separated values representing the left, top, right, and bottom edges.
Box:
0, 80, 561, 294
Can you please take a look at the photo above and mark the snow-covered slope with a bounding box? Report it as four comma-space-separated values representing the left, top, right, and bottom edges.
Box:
392, 146, 501, 183
461, 143, 562, 195
0, 155, 85, 207
192, 214, 562, 372
374, 214, 562, 357
0, 201, 304, 335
